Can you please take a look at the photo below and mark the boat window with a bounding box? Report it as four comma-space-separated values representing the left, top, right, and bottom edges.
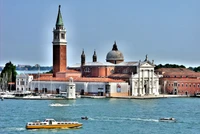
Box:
28, 124, 31, 125
40, 123, 42, 125
58, 123, 60, 124
44, 123, 46, 125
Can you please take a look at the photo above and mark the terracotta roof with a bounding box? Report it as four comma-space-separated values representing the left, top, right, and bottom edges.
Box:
40, 74, 53, 76
57, 69, 81, 73
162, 78, 200, 83
8, 82, 15, 84
156, 68, 200, 77
156, 68, 194, 73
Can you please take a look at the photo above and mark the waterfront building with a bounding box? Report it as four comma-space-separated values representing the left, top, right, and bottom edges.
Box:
16, 73, 33, 92
156, 68, 200, 96
30, 5, 160, 97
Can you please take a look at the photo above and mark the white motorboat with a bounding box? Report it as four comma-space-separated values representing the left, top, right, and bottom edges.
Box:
0, 91, 15, 98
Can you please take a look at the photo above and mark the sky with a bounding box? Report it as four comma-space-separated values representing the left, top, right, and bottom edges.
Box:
0, 0, 199, 67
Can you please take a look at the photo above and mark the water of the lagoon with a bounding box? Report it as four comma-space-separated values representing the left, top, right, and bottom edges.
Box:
0, 98, 199, 134
16, 70, 50, 74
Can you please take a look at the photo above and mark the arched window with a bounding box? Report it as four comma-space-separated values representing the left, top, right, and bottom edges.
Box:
84, 67, 90, 72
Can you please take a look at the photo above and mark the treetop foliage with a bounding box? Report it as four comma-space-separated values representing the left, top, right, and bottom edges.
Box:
155, 64, 186, 70
0, 61, 17, 82
155, 64, 200, 72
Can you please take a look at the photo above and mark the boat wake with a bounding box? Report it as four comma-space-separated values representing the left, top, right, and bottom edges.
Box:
49, 103, 94, 107
89, 116, 159, 123
6, 127, 25, 131
49, 103, 70, 107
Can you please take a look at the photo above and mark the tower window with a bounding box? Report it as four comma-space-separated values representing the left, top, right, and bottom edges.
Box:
61, 33, 65, 39
54, 33, 59, 39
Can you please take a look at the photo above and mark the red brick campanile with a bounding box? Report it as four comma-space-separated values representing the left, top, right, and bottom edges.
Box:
52, 5, 67, 77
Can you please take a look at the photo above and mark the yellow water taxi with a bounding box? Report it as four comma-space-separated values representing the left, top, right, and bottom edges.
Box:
26, 119, 82, 129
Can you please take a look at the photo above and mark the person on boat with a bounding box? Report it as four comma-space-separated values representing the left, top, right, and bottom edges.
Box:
81, 116, 88, 120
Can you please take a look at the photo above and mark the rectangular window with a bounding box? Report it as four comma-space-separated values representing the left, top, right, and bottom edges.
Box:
20, 81, 25, 85
61, 33, 65, 39
105, 85, 110, 93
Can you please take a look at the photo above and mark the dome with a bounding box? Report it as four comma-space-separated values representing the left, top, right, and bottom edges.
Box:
106, 41, 124, 62
106, 50, 124, 61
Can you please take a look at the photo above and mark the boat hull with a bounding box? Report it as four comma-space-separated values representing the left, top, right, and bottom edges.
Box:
26, 124, 82, 129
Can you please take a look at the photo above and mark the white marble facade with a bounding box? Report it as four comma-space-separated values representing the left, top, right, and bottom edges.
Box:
16, 73, 33, 92
130, 60, 159, 96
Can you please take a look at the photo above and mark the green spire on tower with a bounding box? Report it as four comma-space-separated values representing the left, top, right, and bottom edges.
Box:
56, 5, 64, 27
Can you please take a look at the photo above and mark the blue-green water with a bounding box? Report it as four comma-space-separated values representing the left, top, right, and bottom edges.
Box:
0, 98, 199, 134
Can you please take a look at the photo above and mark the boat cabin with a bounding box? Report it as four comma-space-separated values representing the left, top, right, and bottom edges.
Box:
44, 119, 56, 125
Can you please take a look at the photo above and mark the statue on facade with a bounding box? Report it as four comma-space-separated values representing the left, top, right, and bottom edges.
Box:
145, 54, 148, 61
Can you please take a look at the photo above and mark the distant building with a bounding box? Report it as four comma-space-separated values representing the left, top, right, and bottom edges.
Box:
16, 73, 33, 92
30, 5, 160, 97
155, 68, 200, 96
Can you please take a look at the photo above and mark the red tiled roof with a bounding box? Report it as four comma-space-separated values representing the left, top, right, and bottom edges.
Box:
8, 82, 15, 84
156, 68, 194, 73
61, 69, 81, 73
156, 68, 200, 77
162, 78, 200, 83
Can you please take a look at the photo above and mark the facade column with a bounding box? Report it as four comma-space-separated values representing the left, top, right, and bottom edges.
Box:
138, 69, 141, 95
148, 70, 151, 94
142, 70, 144, 95
151, 70, 154, 94
155, 80, 158, 94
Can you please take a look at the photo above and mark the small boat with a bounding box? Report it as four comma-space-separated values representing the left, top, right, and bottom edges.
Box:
195, 93, 200, 97
81, 116, 88, 120
26, 118, 82, 129
159, 117, 176, 122
0, 91, 15, 98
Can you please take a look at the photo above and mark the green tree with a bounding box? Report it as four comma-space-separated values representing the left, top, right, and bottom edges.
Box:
194, 66, 200, 72
46, 69, 53, 74
155, 64, 186, 69
0, 61, 17, 82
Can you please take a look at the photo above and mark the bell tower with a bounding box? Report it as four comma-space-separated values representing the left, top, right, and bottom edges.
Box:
92, 50, 97, 62
52, 5, 67, 77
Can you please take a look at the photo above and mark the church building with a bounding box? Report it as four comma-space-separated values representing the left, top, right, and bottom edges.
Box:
30, 5, 160, 97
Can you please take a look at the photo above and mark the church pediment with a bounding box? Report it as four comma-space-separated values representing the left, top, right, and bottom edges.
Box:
140, 61, 154, 68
